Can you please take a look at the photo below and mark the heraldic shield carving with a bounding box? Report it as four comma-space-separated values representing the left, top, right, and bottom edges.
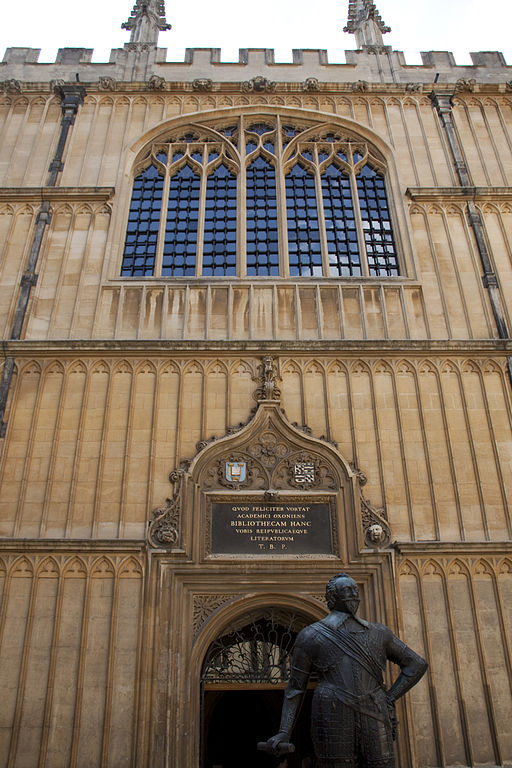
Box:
147, 357, 391, 554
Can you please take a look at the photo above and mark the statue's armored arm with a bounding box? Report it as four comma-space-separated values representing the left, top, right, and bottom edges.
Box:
385, 633, 428, 704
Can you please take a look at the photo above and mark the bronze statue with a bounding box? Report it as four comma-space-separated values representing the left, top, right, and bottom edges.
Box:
262, 573, 427, 767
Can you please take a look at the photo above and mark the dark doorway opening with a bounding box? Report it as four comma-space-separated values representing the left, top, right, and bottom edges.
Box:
203, 688, 314, 768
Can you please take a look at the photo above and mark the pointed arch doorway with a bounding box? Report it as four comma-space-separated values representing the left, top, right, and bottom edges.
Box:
200, 607, 316, 768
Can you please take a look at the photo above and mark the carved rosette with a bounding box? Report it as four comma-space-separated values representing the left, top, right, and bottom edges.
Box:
148, 470, 184, 548
361, 494, 391, 548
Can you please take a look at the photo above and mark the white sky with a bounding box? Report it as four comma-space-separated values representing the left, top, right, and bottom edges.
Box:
1, 0, 512, 67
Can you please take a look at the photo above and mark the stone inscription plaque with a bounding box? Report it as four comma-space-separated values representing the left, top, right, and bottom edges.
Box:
211, 500, 334, 554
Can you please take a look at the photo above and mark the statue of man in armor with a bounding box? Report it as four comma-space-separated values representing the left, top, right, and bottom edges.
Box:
264, 573, 428, 767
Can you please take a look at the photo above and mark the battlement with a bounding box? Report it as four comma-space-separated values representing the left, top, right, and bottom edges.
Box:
1, 45, 511, 87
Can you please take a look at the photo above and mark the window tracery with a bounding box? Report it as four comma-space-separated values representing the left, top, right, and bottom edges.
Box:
121, 116, 400, 278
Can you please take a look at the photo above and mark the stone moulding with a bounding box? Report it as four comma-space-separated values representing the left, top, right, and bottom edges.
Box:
0, 187, 115, 203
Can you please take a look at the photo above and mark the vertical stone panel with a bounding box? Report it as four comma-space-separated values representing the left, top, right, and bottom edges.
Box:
447, 564, 495, 763
482, 363, 512, 535
409, 208, 449, 339
45, 559, 87, 768
71, 207, 111, 339
7, 99, 45, 186
210, 286, 229, 339
452, 103, 489, 185
152, 362, 180, 509
16, 363, 64, 537
461, 364, 509, 538
204, 361, 228, 440
43, 363, 87, 537
252, 287, 274, 339
70, 362, 110, 537
0, 99, 28, 186
298, 287, 319, 339
179, 362, 204, 460
403, 100, 435, 186
0, 208, 34, 338
50, 210, 92, 338
482, 208, 512, 323
0, 363, 41, 537
80, 100, 112, 186
28, 207, 74, 339
228, 360, 254, 427
98, 98, 130, 186
24, 101, 61, 186
385, 99, 417, 187
395, 362, 436, 540
280, 361, 303, 427
0, 558, 34, 764
326, 362, 353, 464
362, 286, 385, 338
467, 102, 506, 185
428, 209, 471, 338
107, 560, 143, 766
122, 363, 157, 538
185, 288, 207, 339
422, 564, 466, 764
303, 363, 327, 440
350, 362, 382, 508
232, 288, 250, 339
95, 363, 132, 538
417, 363, 460, 539
418, 100, 454, 185
60, 99, 97, 187
341, 287, 364, 338
440, 363, 487, 540
75, 559, 114, 768
485, 101, 512, 183
398, 564, 437, 766
15, 561, 59, 768
473, 563, 512, 758
373, 363, 410, 540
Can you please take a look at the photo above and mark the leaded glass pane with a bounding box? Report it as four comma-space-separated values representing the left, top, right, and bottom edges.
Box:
286, 164, 321, 277
203, 164, 237, 276
162, 164, 200, 276
357, 164, 399, 276
121, 163, 163, 277
321, 164, 361, 277
246, 156, 279, 276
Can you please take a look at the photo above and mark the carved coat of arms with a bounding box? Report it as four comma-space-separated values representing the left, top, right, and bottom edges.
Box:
225, 461, 247, 483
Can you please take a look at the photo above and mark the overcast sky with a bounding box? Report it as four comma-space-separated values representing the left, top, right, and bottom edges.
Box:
2, 0, 512, 67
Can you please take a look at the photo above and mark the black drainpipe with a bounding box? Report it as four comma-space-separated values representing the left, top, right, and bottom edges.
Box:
430, 91, 511, 360
0, 85, 85, 436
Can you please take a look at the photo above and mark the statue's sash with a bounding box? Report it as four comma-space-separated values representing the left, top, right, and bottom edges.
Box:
316, 620, 384, 685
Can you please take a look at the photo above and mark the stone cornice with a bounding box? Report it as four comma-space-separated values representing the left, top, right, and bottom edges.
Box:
2, 339, 511, 357
393, 541, 512, 555
0, 538, 146, 552
0, 187, 115, 203
407, 186, 512, 202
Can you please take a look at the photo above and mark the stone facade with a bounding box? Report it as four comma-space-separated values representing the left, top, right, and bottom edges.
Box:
1, 2, 512, 766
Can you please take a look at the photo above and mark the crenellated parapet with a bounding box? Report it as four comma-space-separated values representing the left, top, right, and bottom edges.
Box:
1, 45, 511, 86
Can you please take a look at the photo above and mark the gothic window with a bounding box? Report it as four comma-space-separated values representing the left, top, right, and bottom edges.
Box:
121, 116, 400, 278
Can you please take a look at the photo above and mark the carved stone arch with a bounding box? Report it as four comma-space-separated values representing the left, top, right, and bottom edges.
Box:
421, 559, 444, 577
183, 359, 204, 377
83, 95, 98, 106
440, 359, 460, 375
281, 358, 302, 376
373, 359, 393, 375
461, 359, 480, 375
115, 95, 131, 107
0, 203, 15, 216
75, 203, 93, 215
90, 359, 110, 375
112, 359, 133, 375
44, 359, 65, 376
402, 97, 419, 108
12, 97, 29, 108
205, 359, 229, 377
482, 359, 502, 374
63, 556, 88, 578
399, 559, 420, 578
10, 556, 34, 577
52, 202, 74, 216
480, 202, 500, 215
36, 556, 60, 577
229, 359, 254, 377
409, 203, 426, 216
91, 556, 115, 576
447, 558, 470, 578
350, 360, 372, 376
20, 360, 41, 377
159, 359, 180, 376
326, 359, 348, 377
386, 97, 401, 107
418, 360, 438, 376
500, 202, 512, 214
426, 203, 444, 216
395, 359, 416, 376
118, 556, 143, 577
445, 203, 464, 216
67, 360, 87, 376
134, 359, 157, 376
98, 96, 115, 107
497, 558, 512, 575
16, 203, 36, 216
303, 360, 325, 376
472, 558, 494, 577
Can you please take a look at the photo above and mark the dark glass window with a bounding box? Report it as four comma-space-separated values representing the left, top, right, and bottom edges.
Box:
286, 164, 321, 277
121, 163, 163, 276
162, 164, 200, 277
322, 164, 361, 277
203, 164, 237, 276
246, 155, 279, 276
357, 164, 399, 276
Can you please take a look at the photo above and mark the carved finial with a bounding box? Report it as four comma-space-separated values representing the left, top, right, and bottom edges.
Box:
253, 356, 281, 402
122, 0, 171, 45
344, 0, 391, 48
